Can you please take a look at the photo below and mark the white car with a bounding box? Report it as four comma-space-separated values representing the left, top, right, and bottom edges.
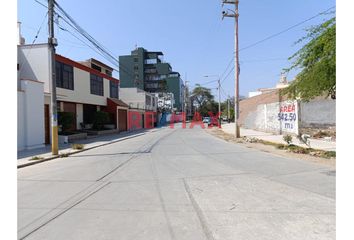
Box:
202, 117, 210, 124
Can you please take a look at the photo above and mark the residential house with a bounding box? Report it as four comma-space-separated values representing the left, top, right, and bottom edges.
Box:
119, 87, 158, 129
18, 40, 129, 149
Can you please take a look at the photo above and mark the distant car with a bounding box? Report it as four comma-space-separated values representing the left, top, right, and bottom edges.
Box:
202, 117, 210, 124
222, 116, 228, 121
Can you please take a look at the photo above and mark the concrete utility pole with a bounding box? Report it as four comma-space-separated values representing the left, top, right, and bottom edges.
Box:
227, 95, 230, 120
218, 79, 221, 124
222, 0, 241, 138
184, 80, 189, 115
48, 0, 58, 155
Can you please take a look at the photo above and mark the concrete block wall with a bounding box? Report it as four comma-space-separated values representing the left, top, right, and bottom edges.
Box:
299, 98, 336, 128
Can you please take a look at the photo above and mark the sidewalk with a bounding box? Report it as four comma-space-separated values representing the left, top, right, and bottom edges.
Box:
17, 128, 161, 168
220, 123, 336, 152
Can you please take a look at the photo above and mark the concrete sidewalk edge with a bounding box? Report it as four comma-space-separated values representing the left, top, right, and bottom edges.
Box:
17, 132, 146, 169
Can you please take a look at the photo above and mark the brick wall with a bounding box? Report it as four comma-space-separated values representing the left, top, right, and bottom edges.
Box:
239, 90, 288, 125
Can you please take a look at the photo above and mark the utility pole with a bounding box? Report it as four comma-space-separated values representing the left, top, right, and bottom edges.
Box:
218, 79, 221, 124
227, 95, 230, 120
48, 0, 58, 155
184, 80, 189, 116
222, 0, 240, 138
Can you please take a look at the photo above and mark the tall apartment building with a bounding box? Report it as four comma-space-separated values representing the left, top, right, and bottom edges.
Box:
119, 47, 184, 111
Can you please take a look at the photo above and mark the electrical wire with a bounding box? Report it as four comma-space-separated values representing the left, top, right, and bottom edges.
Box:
218, 6, 336, 84
53, 4, 136, 78
238, 6, 335, 52
56, 22, 121, 73
18, 11, 48, 75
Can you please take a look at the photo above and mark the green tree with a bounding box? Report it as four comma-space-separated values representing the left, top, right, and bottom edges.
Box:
93, 111, 111, 130
58, 112, 75, 134
191, 84, 215, 116
282, 17, 336, 101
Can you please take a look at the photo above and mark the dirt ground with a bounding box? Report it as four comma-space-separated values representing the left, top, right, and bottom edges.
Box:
206, 128, 336, 168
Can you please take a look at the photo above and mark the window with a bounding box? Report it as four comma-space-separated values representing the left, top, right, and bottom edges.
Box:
90, 74, 103, 96
146, 95, 151, 105
56, 61, 74, 90
105, 69, 112, 76
91, 64, 102, 72
134, 57, 139, 62
145, 59, 157, 64
134, 65, 139, 71
110, 81, 119, 99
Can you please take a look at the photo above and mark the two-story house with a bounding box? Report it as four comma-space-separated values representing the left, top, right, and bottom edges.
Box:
18, 42, 129, 148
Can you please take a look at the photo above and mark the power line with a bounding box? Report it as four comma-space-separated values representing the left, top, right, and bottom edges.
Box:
240, 57, 288, 63
33, 0, 127, 74
220, 55, 234, 80
56, 22, 121, 73
218, 6, 335, 84
238, 6, 335, 52
221, 65, 234, 84
18, 11, 48, 75
220, 86, 228, 99
53, 3, 136, 78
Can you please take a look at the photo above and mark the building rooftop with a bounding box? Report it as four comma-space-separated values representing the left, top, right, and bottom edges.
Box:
85, 58, 114, 71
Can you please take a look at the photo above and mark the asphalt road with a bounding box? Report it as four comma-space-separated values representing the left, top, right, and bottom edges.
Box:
18, 125, 335, 240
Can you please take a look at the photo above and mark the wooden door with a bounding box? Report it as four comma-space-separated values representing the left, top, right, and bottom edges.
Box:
118, 109, 127, 132
44, 104, 50, 144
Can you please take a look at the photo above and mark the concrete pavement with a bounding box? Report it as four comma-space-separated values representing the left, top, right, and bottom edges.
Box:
18, 124, 335, 240
17, 128, 160, 168
221, 123, 336, 152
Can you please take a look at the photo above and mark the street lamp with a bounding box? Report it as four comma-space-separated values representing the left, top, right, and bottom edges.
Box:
203, 75, 221, 124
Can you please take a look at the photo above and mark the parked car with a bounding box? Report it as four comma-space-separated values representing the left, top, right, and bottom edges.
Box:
202, 117, 210, 124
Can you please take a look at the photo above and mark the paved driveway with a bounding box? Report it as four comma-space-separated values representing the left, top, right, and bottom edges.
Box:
18, 125, 335, 240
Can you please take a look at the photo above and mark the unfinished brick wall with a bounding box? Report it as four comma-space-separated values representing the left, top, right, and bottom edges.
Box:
239, 90, 287, 125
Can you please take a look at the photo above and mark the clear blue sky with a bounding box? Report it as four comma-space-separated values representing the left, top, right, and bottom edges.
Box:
18, 0, 335, 100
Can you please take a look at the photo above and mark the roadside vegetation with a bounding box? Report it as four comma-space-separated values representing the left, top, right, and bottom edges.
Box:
29, 156, 44, 161
71, 143, 85, 150
208, 128, 335, 160
282, 16, 336, 100
244, 137, 335, 159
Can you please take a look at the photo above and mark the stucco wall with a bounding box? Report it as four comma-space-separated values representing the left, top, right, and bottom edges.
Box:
17, 92, 25, 150
20, 44, 114, 107
76, 104, 83, 129
240, 90, 335, 135
19, 44, 51, 93
56, 67, 111, 106
243, 101, 298, 135
120, 88, 157, 111
300, 98, 336, 128
18, 80, 45, 150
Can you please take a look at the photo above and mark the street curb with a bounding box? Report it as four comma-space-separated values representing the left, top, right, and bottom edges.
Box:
17, 131, 147, 169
